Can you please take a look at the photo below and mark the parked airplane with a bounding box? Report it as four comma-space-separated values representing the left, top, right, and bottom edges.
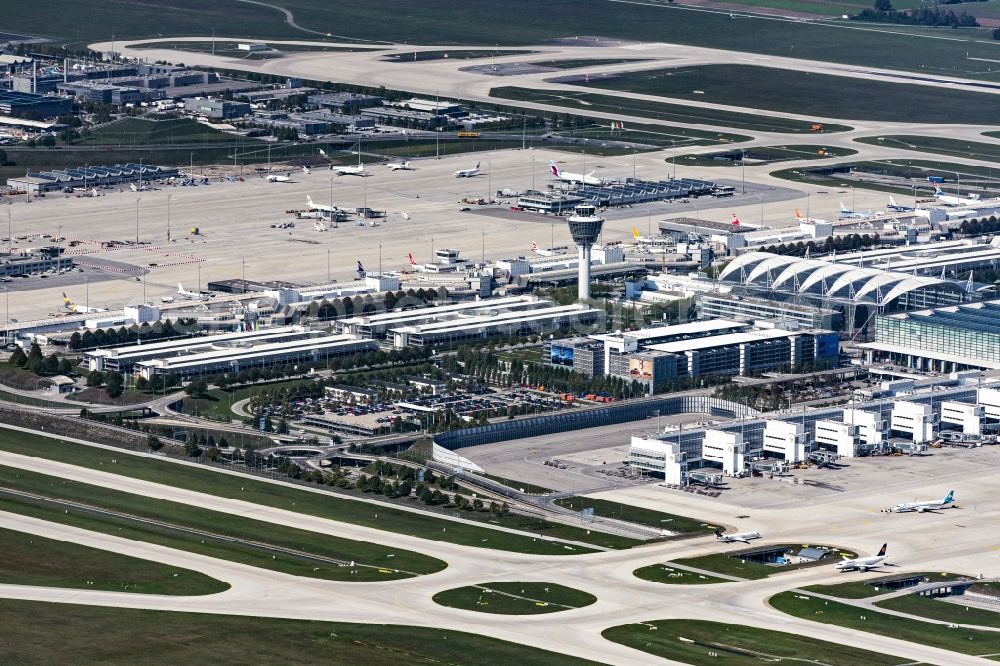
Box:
887, 196, 914, 212
454, 162, 481, 178
320, 148, 367, 176
400, 212, 411, 220
356, 260, 366, 278
531, 240, 556, 257
306, 195, 339, 214
731, 212, 741, 226
177, 283, 209, 301
714, 529, 761, 544
839, 202, 872, 219
408, 251, 418, 268
62, 292, 107, 314
388, 161, 414, 171
548, 160, 602, 186
890, 490, 955, 513
933, 184, 979, 206
836, 544, 888, 572
267, 173, 291, 183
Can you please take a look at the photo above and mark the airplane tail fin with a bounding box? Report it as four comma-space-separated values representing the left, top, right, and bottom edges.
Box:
178, 283, 184, 294
474, 162, 480, 169
731, 212, 740, 226
531, 241, 538, 253
548, 160, 559, 176
408, 252, 416, 266
319, 149, 328, 158
933, 184, 943, 195
713, 529, 722, 538
944, 490, 954, 504
307, 195, 315, 207
795, 209, 804, 220
889, 195, 898, 207
877, 543, 887, 557
302, 166, 311, 174
631, 226, 640, 239
840, 201, 849, 212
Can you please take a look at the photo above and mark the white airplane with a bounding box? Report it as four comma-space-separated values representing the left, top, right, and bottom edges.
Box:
548, 160, 602, 186
714, 529, 761, 544
839, 202, 872, 219
62, 292, 107, 314
267, 173, 291, 183
306, 195, 340, 214
887, 196, 914, 212
320, 149, 367, 176
836, 544, 888, 572
400, 212, 410, 220
388, 161, 414, 171
454, 162, 481, 178
933, 184, 979, 206
890, 490, 955, 513
177, 283, 209, 301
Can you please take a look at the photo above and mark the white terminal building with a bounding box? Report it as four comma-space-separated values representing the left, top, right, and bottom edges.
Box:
83, 326, 377, 380
628, 374, 1000, 482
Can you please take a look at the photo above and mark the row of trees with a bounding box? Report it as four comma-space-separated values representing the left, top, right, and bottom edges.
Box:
68, 319, 197, 351
761, 233, 881, 258
958, 215, 1000, 237
9, 343, 74, 377
854, 1, 978, 26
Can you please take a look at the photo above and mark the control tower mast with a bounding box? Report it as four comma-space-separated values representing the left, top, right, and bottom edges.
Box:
566, 204, 604, 301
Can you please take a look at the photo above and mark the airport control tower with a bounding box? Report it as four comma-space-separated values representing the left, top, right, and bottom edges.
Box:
566, 203, 604, 301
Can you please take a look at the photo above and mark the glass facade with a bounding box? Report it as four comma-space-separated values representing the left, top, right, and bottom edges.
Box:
875, 301, 1000, 365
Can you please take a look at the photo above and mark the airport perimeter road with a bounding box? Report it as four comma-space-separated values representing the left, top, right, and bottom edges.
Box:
0, 447, 997, 665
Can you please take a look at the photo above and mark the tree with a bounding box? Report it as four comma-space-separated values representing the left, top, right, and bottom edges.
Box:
57, 358, 73, 375
105, 372, 124, 398
8, 346, 26, 367
184, 438, 202, 458
184, 379, 208, 397
38, 134, 56, 148
26, 342, 43, 366
146, 434, 163, 451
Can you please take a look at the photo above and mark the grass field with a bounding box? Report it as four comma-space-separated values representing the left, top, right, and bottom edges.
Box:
575, 65, 1000, 125
491, 87, 847, 134
602, 619, 908, 665
381, 49, 530, 62
772, 158, 1000, 195
0, 527, 230, 595
856, 135, 1000, 162
0, 464, 445, 581
432, 581, 597, 614
531, 58, 653, 70
633, 563, 730, 585
676, 144, 857, 167
770, 591, 1000, 656
478, 473, 552, 496
674, 545, 855, 580
877, 594, 1000, 628
0, 429, 618, 553
14, 1, 1000, 80
0, 599, 601, 666
553, 496, 711, 535
804, 572, 974, 599
177, 377, 317, 421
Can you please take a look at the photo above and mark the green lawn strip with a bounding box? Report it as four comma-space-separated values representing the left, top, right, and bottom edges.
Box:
0, 465, 443, 581
0, 429, 611, 553
531, 58, 653, 70
633, 563, 730, 585
770, 591, 1000, 656
877, 595, 1000, 629
0, 526, 229, 595
856, 135, 1000, 163
805, 572, 974, 599
553, 496, 711, 535
574, 65, 997, 125
491, 86, 840, 134
0, 599, 601, 666
477, 473, 553, 496
176, 378, 317, 421
770, 158, 1000, 195
382, 49, 531, 62
432, 581, 596, 614
676, 144, 857, 167
674, 544, 855, 580
602, 618, 907, 665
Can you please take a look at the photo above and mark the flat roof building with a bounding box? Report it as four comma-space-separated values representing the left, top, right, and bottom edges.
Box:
697, 292, 842, 331
392, 302, 604, 348
0, 90, 73, 119
183, 98, 251, 119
